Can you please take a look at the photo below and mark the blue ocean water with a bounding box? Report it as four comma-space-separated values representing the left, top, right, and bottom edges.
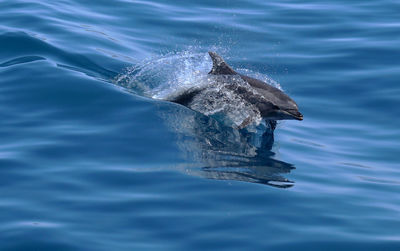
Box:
1, 0, 399, 250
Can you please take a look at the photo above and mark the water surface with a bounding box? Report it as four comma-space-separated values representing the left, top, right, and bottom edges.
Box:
1, 0, 399, 250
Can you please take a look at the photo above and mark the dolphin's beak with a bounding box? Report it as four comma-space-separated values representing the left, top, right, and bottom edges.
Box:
285, 110, 303, 121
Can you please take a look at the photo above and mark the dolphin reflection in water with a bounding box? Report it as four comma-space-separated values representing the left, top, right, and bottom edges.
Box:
158, 104, 295, 189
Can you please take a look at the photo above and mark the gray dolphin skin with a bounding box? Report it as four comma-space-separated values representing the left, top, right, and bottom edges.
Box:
171, 51, 303, 129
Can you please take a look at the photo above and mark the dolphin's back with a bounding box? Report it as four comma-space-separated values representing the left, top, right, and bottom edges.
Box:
239, 75, 292, 107
208, 51, 289, 105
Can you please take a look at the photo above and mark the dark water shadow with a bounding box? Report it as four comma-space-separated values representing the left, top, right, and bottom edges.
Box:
158, 104, 295, 188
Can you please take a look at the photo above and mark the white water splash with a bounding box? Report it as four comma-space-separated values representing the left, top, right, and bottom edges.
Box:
184, 75, 263, 128
114, 51, 211, 98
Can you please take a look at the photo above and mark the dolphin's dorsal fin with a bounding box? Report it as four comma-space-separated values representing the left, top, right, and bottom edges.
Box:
208, 51, 237, 75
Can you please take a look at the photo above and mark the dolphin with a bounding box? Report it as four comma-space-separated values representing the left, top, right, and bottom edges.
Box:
170, 51, 303, 129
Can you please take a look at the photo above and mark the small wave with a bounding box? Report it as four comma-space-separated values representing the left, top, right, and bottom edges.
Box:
0, 56, 46, 67
0, 31, 118, 80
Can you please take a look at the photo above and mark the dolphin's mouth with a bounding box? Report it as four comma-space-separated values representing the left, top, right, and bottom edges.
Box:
285, 110, 303, 121
294, 113, 303, 121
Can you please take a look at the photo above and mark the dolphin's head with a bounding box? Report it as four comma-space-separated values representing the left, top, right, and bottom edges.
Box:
257, 95, 303, 121
238, 75, 303, 121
